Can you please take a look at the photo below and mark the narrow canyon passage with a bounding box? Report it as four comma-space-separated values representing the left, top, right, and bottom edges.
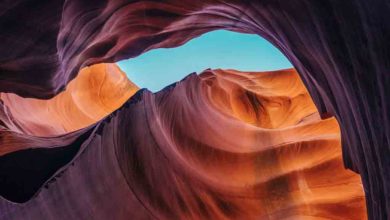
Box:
0, 1, 388, 219
0, 63, 367, 219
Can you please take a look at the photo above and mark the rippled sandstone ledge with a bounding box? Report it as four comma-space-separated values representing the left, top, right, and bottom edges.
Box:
0, 63, 138, 136
0, 68, 367, 219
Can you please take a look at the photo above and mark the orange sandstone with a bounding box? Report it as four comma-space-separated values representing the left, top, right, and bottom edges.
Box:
0, 63, 138, 136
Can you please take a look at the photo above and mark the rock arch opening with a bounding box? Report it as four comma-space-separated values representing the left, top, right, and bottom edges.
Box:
117, 30, 292, 92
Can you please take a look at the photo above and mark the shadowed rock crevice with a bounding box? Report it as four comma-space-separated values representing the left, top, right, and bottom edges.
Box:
0, 129, 93, 203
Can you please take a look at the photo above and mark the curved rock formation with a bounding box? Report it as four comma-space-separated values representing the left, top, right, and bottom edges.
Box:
0, 1, 388, 219
0, 63, 138, 136
0, 69, 366, 219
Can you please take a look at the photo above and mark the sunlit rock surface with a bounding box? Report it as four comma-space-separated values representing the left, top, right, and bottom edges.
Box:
0, 69, 366, 219
0, 63, 138, 136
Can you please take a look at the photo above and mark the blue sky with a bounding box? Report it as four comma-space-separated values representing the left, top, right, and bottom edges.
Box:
117, 30, 292, 92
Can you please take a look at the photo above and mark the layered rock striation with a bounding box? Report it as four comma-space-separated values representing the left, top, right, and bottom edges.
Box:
0, 0, 388, 218
0, 68, 367, 219
0, 63, 138, 136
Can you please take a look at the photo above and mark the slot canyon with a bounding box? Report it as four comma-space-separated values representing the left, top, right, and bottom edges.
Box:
0, 1, 388, 219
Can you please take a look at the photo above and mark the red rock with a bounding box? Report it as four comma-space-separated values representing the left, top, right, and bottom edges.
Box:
0, 68, 367, 219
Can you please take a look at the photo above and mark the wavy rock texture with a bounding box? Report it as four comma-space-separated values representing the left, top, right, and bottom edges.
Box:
0, 69, 366, 219
0, 0, 388, 219
0, 63, 138, 136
